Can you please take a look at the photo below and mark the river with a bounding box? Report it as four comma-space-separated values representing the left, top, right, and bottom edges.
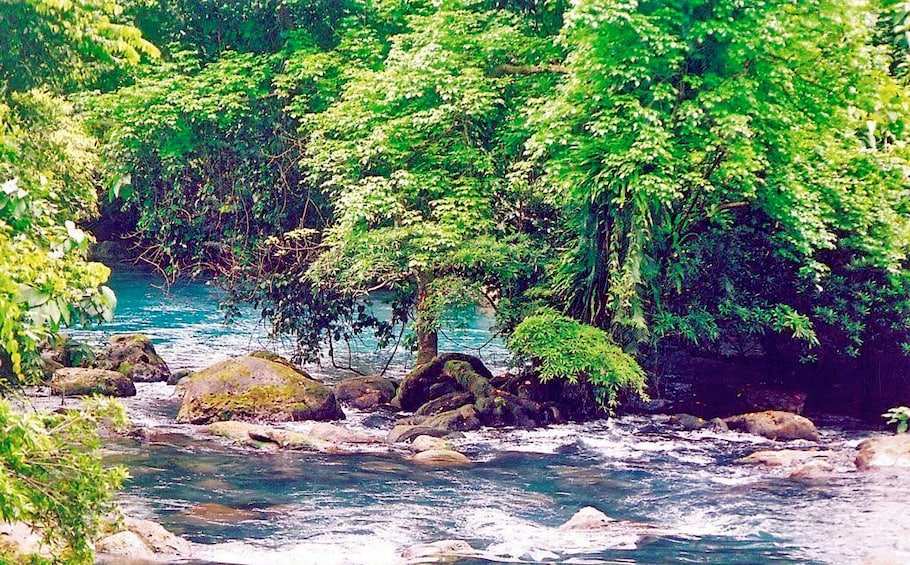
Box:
65, 271, 910, 564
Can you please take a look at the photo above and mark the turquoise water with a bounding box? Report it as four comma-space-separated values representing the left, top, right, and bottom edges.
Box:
79, 271, 910, 564
75, 270, 508, 379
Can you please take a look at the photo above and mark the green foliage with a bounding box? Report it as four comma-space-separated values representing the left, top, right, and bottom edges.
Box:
524, 0, 910, 349
94, 0, 910, 409
0, 0, 159, 92
509, 308, 647, 409
0, 92, 116, 378
883, 406, 910, 434
0, 397, 129, 563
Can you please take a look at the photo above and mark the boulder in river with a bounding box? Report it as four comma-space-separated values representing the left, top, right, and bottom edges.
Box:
176, 355, 344, 424
392, 353, 493, 412
423, 404, 482, 432
334, 375, 397, 410
119, 517, 192, 556
50, 367, 136, 397
96, 334, 171, 383
724, 410, 820, 442
855, 434, 910, 470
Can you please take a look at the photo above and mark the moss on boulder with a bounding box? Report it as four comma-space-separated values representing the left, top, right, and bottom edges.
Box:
96, 334, 170, 383
176, 355, 344, 424
392, 353, 493, 412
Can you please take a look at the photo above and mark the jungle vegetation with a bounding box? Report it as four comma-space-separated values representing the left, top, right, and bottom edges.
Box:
3, 1, 910, 559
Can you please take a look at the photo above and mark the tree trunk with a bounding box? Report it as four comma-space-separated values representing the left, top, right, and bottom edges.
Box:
415, 272, 438, 365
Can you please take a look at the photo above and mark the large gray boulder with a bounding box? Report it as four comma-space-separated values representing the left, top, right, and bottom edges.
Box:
176, 355, 343, 424
50, 367, 136, 397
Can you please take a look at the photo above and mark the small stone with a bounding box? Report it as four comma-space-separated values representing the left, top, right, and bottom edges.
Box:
410, 449, 471, 467
401, 539, 476, 560
388, 424, 451, 444
167, 368, 193, 385
411, 435, 451, 452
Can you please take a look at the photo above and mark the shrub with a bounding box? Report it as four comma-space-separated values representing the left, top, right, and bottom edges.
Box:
508, 308, 648, 409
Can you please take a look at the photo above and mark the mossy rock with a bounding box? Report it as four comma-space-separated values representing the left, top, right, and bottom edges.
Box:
393, 353, 493, 412
50, 367, 137, 397
176, 356, 344, 424
335, 375, 397, 410
96, 334, 170, 383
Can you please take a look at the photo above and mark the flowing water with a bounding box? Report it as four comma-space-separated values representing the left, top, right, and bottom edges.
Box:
61, 271, 910, 564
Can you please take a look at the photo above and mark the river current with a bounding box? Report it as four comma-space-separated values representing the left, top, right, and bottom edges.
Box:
61, 271, 910, 564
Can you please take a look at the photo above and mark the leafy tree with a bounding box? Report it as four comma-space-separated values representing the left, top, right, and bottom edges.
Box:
524, 0, 910, 359
0, 398, 128, 564
0, 2, 151, 562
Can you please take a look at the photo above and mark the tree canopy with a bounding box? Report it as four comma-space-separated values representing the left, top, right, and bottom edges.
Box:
80, 0, 910, 403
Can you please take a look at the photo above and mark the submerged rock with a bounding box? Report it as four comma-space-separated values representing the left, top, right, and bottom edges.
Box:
855, 434, 910, 470
308, 422, 383, 444
335, 375, 397, 410
176, 355, 343, 424
96, 334, 170, 383
50, 367, 136, 397
558, 506, 675, 538
401, 539, 478, 560
558, 507, 614, 531
736, 449, 833, 467
724, 410, 820, 442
